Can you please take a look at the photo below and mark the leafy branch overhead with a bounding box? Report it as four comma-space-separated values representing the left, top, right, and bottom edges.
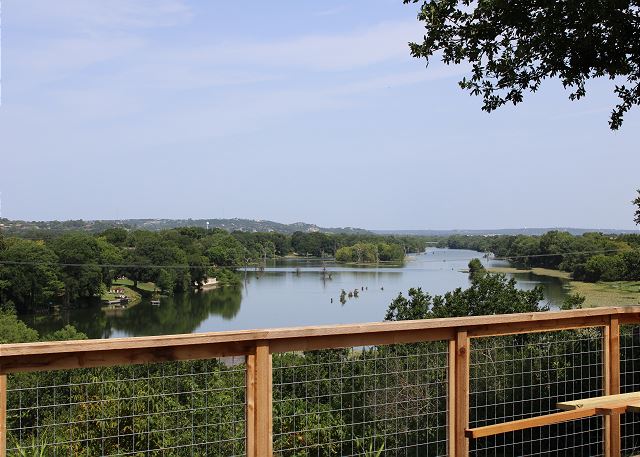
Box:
405, 0, 640, 129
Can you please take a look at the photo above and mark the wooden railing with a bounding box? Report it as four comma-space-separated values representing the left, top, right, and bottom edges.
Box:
1, 306, 640, 456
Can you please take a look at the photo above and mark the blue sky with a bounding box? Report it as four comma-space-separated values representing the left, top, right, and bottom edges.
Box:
0, 0, 639, 230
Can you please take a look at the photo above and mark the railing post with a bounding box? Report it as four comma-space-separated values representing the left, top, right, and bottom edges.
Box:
0, 374, 6, 457
454, 330, 470, 457
249, 342, 272, 457
246, 353, 257, 457
448, 339, 457, 457
604, 316, 621, 457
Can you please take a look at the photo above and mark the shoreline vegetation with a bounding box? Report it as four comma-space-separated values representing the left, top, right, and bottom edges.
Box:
438, 230, 640, 307
488, 266, 640, 307
101, 277, 220, 310
0, 227, 427, 314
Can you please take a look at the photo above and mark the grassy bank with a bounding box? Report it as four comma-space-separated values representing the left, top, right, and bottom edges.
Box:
488, 267, 640, 307
101, 278, 157, 308
113, 278, 157, 293
100, 285, 142, 306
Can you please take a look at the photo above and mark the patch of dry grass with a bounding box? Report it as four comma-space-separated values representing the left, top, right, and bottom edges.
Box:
488, 267, 640, 307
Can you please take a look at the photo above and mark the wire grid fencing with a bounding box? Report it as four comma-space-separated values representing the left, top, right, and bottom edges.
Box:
469, 328, 605, 457
5, 357, 247, 457
271, 341, 449, 456
620, 324, 640, 456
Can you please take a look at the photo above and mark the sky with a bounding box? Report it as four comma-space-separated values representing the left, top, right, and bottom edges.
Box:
0, 0, 639, 230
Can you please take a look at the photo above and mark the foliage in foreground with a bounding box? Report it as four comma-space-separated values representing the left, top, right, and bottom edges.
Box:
386, 268, 546, 321
405, 0, 640, 129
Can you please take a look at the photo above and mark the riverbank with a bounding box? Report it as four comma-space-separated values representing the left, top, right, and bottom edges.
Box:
113, 278, 157, 293
488, 267, 640, 307
101, 278, 157, 309
100, 285, 142, 307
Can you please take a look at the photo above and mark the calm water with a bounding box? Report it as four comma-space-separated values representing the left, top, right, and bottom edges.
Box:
21, 248, 572, 339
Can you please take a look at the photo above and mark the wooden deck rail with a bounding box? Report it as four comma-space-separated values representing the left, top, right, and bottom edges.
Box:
1, 306, 640, 457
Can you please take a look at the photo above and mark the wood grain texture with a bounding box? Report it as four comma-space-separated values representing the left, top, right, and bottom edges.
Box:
448, 338, 456, 457
0, 375, 5, 457
455, 331, 469, 457
609, 316, 621, 457
556, 392, 640, 410
246, 354, 256, 457
255, 343, 272, 457
604, 323, 612, 457
465, 408, 598, 439
0, 308, 634, 357
620, 401, 640, 413
2, 307, 638, 374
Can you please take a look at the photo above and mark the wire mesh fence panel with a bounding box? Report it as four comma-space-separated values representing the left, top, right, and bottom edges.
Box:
620, 324, 640, 456
469, 328, 605, 457
5, 357, 247, 457
272, 341, 449, 456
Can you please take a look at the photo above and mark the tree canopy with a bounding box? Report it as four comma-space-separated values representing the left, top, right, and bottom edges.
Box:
405, 0, 640, 129
385, 270, 546, 320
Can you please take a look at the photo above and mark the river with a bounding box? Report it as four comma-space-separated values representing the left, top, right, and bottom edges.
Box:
20, 248, 572, 339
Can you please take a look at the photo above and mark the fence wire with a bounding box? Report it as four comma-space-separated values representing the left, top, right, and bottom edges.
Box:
272, 342, 449, 456
5, 357, 246, 457
469, 328, 605, 457
621, 324, 640, 456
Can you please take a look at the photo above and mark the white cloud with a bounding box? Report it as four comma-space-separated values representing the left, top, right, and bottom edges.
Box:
329, 65, 467, 96
185, 21, 423, 71
11, 35, 145, 84
7, 0, 192, 30
4, 7, 446, 149
314, 6, 349, 17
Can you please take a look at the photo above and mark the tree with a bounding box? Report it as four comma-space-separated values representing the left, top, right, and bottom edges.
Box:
52, 233, 103, 305
405, 0, 640, 129
0, 238, 63, 312
634, 190, 640, 225
100, 228, 129, 246
0, 307, 39, 343
561, 293, 586, 310
202, 233, 247, 266
127, 231, 192, 293
468, 258, 485, 280
96, 237, 124, 289
385, 272, 546, 320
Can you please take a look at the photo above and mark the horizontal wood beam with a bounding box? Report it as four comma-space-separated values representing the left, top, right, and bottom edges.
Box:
622, 402, 640, 413
465, 408, 598, 439
557, 392, 640, 411
1, 306, 639, 373
596, 405, 629, 415
0, 341, 256, 374
468, 315, 609, 338
616, 313, 640, 325
268, 328, 455, 353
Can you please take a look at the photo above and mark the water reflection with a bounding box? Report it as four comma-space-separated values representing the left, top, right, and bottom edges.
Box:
21, 248, 572, 339
23, 286, 242, 339
108, 286, 242, 336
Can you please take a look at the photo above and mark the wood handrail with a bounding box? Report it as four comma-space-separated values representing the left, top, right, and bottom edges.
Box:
1, 306, 639, 374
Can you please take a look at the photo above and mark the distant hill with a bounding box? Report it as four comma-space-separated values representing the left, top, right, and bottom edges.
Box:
0, 218, 370, 235
374, 227, 640, 236
2, 219, 636, 237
